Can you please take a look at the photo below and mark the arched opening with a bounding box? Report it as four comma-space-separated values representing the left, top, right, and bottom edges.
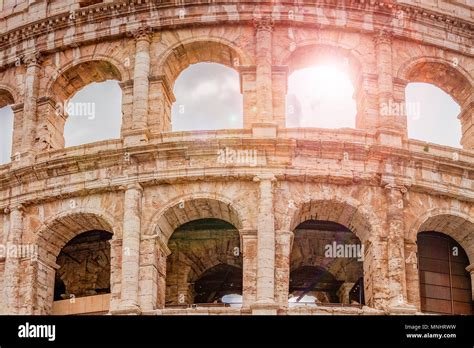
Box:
405, 83, 461, 147
402, 60, 472, 149
417, 231, 472, 315
0, 89, 15, 165
286, 66, 356, 128
156, 40, 246, 133
172, 63, 243, 131
54, 231, 112, 302
64, 81, 122, 147
36, 212, 115, 315
50, 60, 123, 147
165, 218, 243, 307
284, 45, 360, 129
289, 220, 364, 307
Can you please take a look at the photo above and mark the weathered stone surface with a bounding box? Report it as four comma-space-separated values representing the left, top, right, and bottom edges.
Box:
0, 0, 472, 315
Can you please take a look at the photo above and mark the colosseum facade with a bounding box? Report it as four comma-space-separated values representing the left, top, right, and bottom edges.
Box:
0, 0, 473, 316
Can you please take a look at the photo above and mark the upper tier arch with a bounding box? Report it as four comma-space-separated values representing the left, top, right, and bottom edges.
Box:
155, 35, 254, 89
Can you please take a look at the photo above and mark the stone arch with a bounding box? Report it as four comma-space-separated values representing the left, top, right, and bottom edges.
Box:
289, 199, 378, 243
407, 209, 474, 264
398, 57, 473, 148
156, 36, 252, 89
148, 192, 248, 242
287, 198, 379, 307
34, 208, 118, 314
163, 215, 243, 306
35, 208, 117, 260
407, 210, 474, 314
0, 86, 16, 108
46, 57, 126, 104
397, 57, 473, 106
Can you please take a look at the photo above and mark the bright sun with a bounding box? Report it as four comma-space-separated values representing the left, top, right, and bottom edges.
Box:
286, 65, 356, 129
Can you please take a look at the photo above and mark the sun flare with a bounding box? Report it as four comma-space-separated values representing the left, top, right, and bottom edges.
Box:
286, 65, 356, 129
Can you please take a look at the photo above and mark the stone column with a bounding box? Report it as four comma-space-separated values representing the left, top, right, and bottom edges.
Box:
20, 53, 42, 164
252, 174, 278, 314
274, 230, 293, 308
385, 184, 416, 313
2, 205, 24, 314
124, 27, 153, 146
253, 18, 277, 137
240, 229, 257, 309
118, 183, 143, 314
374, 30, 406, 146
466, 264, 474, 302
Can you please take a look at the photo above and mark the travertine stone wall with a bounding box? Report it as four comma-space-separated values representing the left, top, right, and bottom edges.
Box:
0, 0, 472, 315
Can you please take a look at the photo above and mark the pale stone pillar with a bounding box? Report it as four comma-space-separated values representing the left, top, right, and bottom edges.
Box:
138, 236, 170, 311
20, 53, 42, 163
404, 240, 421, 310
466, 264, 474, 302
36, 96, 66, 151
272, 66, 288, 128
252, 174, 278, 314
362, 237, 390, 309
118, 183, 143, 313
374, 30, 406, 146
385, 184, 416, 313
10, 103, 24, 162
124, 27, 153, 145
108, 238, 122, 313
18, 255, 39, 315
255, 18, 273, 123
119, 80, 134, 138
239, 66, 257, 128
148, 75, 175, 133
240, 229, 257, 309
2, 205, 24, 314
274, 230, 293, 307
459, 97, 474, 150
253, 18, 277, 137
354, 73, 379, 131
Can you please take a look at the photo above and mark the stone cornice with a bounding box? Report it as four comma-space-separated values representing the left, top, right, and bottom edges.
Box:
0, 136, 473, 210
0, 0, 472, 71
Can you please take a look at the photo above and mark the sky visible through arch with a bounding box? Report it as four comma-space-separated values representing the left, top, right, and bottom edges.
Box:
0, 63, 462, 165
